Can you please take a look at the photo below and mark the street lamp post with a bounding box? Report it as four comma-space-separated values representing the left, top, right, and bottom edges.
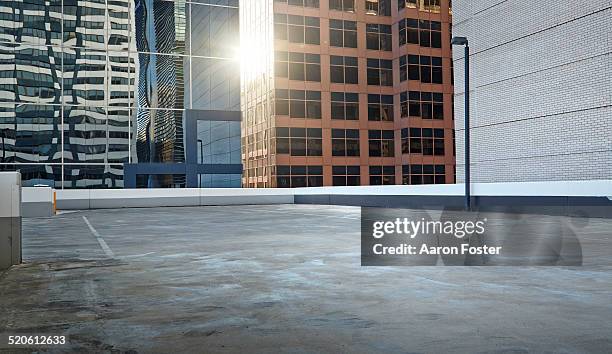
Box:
1, 129, 5, 171
197, 139, 204, 164
451, 36, 471, 211
197, 139, 204, 187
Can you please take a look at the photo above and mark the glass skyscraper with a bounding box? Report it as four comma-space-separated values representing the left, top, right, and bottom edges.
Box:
0, 0, 241, 188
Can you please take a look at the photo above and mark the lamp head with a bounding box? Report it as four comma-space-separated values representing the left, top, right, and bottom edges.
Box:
451, 36, 468, 46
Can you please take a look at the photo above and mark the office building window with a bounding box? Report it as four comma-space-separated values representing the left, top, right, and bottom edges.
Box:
274, 0, 320, 9
422, 0, 441, 12
330, 56, 359, 84
331, 92, 359, 120
330, 0, 355, 12
400, 91, 444, 119
329, 20, 358, 48
402, 164, 446, 185
401, 128, 445, 155
398, 0, 417, 9
370, 166, 395, 185
277, 165, 323, 188
367, 58, 393, 86
275, 89, 322, 119
366, 24, 392, 51
276, 127, 323, 156
398, 19, 442, 48
398, 0, 440, 12
275, 51, 321, 82
332, 129, 360, 156
368, 94, 394, 121
368, 130, 394, 157
332, 166, 360, 186
399, 55, 443, 83
274, 14, 320, 45
365, 0, 391, 16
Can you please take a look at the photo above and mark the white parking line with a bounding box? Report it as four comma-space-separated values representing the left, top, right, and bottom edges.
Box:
82, 216, 115, 258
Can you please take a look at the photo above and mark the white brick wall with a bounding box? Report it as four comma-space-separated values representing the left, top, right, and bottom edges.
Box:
452, 0, 612, 182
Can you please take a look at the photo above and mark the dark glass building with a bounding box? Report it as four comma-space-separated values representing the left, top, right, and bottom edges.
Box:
0, 0, 241, 188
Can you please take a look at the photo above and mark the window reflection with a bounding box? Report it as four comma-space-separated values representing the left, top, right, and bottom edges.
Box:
14, 104, 62, 163
198, 174, 241, 188
189, 3, 239, 57
134, 0, 186, 55
196, 120, 241, 164
64, 164, 125, 189
0, 164, 62, 188
136, 108, 185, 164
191, 57, 240, 111
63, 48, 108, 106
63, 106, 108, 163
0, 44, 62, 104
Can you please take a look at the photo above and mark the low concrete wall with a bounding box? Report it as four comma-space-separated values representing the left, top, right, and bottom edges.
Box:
291, 181, 612, 217
0, 172, 21, 270
22, 187, 55, 217
56, 188, 295, 210
200, 189, 294, 206
48, 180, 612, 213
292, 180, 612, 197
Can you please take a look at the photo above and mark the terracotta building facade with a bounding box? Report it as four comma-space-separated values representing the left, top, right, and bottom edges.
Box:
240, 0, 454, 188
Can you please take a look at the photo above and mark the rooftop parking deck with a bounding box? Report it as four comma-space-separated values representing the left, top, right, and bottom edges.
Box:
1, 205, 612, 353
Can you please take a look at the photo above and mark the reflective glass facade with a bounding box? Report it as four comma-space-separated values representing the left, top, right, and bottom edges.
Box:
0, 0, 240, 188
240, 0, 275, 187
196, 120, 240, 165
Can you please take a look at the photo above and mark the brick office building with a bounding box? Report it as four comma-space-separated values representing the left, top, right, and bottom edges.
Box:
240, 0, 454, 188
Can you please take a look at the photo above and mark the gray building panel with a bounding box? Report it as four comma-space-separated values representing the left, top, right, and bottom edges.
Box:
452, 0, 612, 183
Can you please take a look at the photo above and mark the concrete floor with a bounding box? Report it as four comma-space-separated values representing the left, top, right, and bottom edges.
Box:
1, 205, 612, 353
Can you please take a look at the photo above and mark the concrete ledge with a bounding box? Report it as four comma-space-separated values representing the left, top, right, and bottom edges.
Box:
200, 188, 294, 206
55, 188, 295, 210
49, 180, 612, 214
202, 195, 294, 206
292, 180, 612, 197
295, 194, 612, 217
22, 187, 54, 217
22, 201, 54, 218
89, 189, 202, 209
91, 196, 201, 209
56, 190, 90, 210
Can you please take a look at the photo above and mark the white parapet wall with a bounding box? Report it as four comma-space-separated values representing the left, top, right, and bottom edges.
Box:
55, 188, 295, 210
293, 180, 612, 197
42, 180, 612, 211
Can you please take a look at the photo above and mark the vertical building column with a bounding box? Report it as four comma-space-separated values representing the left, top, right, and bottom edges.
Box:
0, 172, 21, 270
